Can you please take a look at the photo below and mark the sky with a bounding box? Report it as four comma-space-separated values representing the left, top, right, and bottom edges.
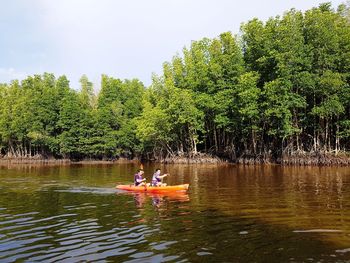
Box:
0, 0, 345, 90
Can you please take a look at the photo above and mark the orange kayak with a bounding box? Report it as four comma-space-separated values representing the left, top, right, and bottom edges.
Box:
116, 184, 189, 193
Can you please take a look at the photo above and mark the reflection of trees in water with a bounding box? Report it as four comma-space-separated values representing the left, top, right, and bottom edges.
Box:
184, 165, 350, 247
130, 164, 350, 227
148, 164, 350, 247
147, 164, 349, 210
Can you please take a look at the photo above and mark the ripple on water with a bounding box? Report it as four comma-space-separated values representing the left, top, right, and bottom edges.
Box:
124, 254, 181, 263
0, 213, 155, 262
0, 244, 53, 262
293, 229, 343, 233
197, 251, 213, 256
150, 240, 178, 251
336, 248, 350, 253
0, 216, 35, 225
55, 187, 118, 195
0, 236, 53, 258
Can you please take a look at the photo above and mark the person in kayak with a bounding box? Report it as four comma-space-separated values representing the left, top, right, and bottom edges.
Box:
134, 170, 146, 186
151, 168, 168, 187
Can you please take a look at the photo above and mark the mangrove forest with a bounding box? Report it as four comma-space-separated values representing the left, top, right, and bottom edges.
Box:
1, 3, 350, 164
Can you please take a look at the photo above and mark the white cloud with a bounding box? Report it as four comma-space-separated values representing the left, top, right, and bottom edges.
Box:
35, 0, 344, 81
0, 68, 28, 83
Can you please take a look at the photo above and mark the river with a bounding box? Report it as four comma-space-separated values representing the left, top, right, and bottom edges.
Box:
0, 163, 350, 262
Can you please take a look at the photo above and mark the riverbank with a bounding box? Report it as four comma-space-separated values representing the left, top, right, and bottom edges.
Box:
280, 151, 350, 166
160, 153, 223, 164
0, 157, 139, 165
1, 151, 350, 166
235, 151, 350, 166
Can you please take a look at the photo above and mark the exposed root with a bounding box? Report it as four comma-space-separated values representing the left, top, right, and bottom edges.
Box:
160, 153, 223, 164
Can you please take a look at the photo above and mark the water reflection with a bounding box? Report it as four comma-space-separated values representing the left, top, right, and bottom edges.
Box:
1, 164, 350, 261
119, 191, 190, 209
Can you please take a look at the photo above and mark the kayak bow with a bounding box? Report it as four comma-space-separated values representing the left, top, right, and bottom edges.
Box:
116, 184, 189, 193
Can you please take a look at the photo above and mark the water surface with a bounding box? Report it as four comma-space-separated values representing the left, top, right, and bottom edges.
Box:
0, 163, 350, 262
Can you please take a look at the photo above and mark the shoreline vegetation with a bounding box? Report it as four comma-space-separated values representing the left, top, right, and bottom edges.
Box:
1, 151, 350, 166
1, 3, 350, 166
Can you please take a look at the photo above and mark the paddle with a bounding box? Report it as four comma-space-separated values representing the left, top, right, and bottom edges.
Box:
160, 173, 169, 186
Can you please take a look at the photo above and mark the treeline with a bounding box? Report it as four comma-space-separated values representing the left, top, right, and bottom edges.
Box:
1, 3, 350, 163
0, 74, 144, 160
138, 3, 350, 162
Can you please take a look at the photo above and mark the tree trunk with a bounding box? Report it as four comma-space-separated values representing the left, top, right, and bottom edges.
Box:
213, 126, 218, 153
335, 122, 339, 155
252, 129, 257, 155
325, 118, 329, 152
193, 136, 197, 155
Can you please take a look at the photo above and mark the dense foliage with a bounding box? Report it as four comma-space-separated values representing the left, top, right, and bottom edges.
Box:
0, 74, 144, 159
0, 3, 350, 161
